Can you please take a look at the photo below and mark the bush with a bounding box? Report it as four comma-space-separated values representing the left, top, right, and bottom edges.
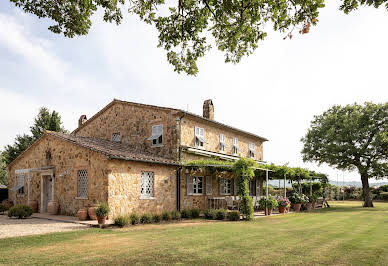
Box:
8, 204, 33, 219
140, 213, 153, 224
216, 209, 227, 220
114, 215, 130, 228
95, 202, 109, 217
227, 211, 240, 221
379, 192, 388, 201
170, 210, 181, 220
152, 213, 162, 223
259, 196, 278, 210
181, 209, 192, 219
204, 209, 217, 220
239, 196, 254, 220
0, 204, 6, 214
190, 208, 200, 218
130, 213, 140, 225
162, 211, 172, 221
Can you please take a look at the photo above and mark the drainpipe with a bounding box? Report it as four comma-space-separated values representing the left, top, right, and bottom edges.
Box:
175, 113, 185, 211
27, 172, 31, 206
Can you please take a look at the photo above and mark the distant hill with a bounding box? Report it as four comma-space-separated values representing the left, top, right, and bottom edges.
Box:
328, 180, 388, 188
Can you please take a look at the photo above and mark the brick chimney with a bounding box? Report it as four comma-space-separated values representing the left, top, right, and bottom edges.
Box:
78, 115, 87, 127
203, 99, 214, 120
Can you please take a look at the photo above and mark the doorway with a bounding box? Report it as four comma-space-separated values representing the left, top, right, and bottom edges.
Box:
42, 175, 53, 212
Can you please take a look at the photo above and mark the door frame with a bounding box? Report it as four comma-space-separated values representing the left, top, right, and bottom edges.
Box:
40, 170, 54, 213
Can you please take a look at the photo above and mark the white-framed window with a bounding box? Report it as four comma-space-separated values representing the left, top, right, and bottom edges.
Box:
147, 125, 163, 146
219, 178, 232, 195
187, 176, 203, 195
16, 175, 25, 195
141, 171, 154, 198
206, 176, 212, 195
233, 138, 239, 155
249, 143, 256, 158
219, 134, 226, 152
112, 132, 121, 142
77, 170, 88, 198
195, 127, 205, 148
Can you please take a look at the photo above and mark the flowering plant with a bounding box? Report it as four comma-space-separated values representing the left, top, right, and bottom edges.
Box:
289, 193, 309, 204
258, 196, 278, 210
277, 197, 291, 208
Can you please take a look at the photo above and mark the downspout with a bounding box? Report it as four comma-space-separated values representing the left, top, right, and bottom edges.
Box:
175, 113, 186, 211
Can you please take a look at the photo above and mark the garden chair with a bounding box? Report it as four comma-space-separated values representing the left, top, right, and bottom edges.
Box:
225, 196, 238, 210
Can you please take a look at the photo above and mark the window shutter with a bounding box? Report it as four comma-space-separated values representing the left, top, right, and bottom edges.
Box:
187, 176, 193, 196
234, 178, 238, 196
206, 176, 212, 195
219, 178, 225, 195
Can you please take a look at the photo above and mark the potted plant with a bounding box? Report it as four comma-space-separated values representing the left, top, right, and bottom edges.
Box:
305, 195, 314, 211
277, 197, 291, 214
95, 202, 109, 226
311, 193, 319, 208
289, 193, 307, 212
259, 196, 278, 215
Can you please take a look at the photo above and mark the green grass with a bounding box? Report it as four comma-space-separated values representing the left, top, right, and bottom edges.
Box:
1, 201, 388, 265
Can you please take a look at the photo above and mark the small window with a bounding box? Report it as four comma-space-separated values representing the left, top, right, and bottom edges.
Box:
195, 127, 206, 148
147, 125, 163, 146
219, 134, 226, 152
112, 132, 121, 142
233, 138, 239, 155
77, 170, 88, 198
141, 171, 154, 198
193, 176, 203, 195
220, 178, 232, 195
249, 143, 256, 158
16, 175, 25, 195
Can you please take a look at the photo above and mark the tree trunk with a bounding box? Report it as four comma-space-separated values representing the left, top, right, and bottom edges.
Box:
361, 173, 374, 207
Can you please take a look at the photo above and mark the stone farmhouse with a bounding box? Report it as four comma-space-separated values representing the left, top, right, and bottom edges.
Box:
7, 99, 268, 217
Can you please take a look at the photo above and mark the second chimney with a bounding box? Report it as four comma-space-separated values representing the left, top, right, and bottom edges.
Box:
203, 99, 214, 120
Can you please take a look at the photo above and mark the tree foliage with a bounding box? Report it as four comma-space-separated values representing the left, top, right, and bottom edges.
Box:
0, 152, 8, 186
2, 107, 67, 166
301, 102, 388, 207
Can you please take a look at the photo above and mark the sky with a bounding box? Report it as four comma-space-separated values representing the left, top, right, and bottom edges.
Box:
0, 1, 387, 183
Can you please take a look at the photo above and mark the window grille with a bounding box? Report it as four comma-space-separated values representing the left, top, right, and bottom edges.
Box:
187, 176, 203, 195
77, 170, 88, 198
220, 178, 232, 195
147, 125, 163, 146
219, 134, 226, 152
249, 143, 256, 158
17, 175, 25, 195
141, 171, 154, 198
112, 132, 121, 142
195, 127, 206, 147
206, 176, 212, 195
233, 138, 239, 155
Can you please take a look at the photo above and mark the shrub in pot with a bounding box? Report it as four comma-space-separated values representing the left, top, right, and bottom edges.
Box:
140, 213, 152, 224
289, 193, 308, 212
204, 209, 217, 220
259, 196, 278, 215
95, 202, 109, 225
8, 204, 33, 219
0, 203, 7, 214
277, 197, 291, 214
311, 193, 319, 208
130, 213, 140, 225
227, 211, 241, 221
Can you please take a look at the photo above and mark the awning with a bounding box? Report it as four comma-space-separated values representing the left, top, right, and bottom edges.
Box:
196, 135, 208, 144
147, 133, 162, 140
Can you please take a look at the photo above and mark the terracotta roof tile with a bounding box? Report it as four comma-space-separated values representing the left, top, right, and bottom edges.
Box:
48, 131, 180, 166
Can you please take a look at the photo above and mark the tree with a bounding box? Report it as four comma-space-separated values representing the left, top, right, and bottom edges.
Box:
0, 152, 8, 186
2, 107, 67, 165
301, 102, 388, 207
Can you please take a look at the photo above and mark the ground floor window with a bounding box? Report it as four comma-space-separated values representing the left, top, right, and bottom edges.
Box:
17, 175, 25, 195
77, 170, 88, 198
187, 176, 203, 195
220, 178, 232, 195
141, 171, 154, 198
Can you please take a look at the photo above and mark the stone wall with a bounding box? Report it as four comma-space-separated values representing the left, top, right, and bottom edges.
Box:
107, 160, 177, 217
180, 116, 264, 162
8, 135, 109, 215
75, 101, 180, 161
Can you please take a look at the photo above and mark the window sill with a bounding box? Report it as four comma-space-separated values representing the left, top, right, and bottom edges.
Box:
189, 194, 203, 196
75, 197, 88, 200
140, 196, 155, 200
151, 144, 164, 148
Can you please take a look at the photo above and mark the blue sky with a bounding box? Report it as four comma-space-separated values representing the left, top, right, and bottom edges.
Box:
0, 1, 387, 182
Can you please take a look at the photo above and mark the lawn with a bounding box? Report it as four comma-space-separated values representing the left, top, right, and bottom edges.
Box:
1, 201, 387, 265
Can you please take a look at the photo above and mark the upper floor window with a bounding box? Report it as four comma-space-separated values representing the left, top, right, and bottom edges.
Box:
147, 125, 163, 146
141, 171, 154, 198
187, 176, 203, 195
112, 132, 121, 142
219, 134, 226, 152
77, 170, 88, 198
248, 143, 256, 158
195, 127, 206, 148
16, 175, 25, 195
233, 138, 239, 155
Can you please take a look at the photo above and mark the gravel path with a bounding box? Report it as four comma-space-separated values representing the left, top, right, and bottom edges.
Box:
0, 213, 88, 239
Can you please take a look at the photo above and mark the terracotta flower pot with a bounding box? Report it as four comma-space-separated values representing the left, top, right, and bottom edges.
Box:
77, 208, 88, 221
28, 200, 38, 213
292, 203, 302, 212
88, 206, 98, 220
97, 216, 106, 225
286, 206, 290, 213
47, 200, 59, 215
264, 208, 272, 215
306, 202, 313, 211
279, 206, 286, 214
2, 199, 13, 210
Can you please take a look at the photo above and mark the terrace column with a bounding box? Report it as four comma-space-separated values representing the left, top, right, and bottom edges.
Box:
284, 174, 287, 198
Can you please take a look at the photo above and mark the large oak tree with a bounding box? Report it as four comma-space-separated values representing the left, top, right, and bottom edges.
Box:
301, 102, 388, 207
9, 0, 387, 75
